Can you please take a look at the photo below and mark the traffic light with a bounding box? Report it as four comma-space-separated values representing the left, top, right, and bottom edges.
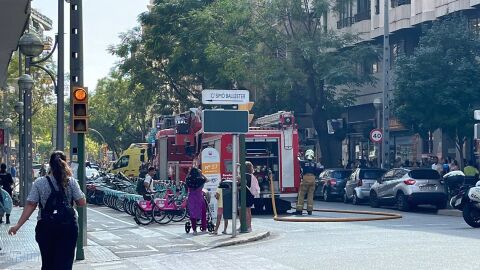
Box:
72, 86, 88, 133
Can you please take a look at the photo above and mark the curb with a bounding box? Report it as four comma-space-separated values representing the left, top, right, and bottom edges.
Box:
212, 231, 271, 248
437, 209, 462, 217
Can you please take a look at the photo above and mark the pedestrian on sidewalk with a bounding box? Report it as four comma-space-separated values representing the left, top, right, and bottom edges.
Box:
0, 163, 14, 198
8, 151, 86, 270
186, 167, 207, 235
244, 161, 260, 232
212, 180, 228, 235
0, 188, 13, 224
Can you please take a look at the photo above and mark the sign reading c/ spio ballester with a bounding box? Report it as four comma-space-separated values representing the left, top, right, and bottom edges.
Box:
202, 89, 249, 105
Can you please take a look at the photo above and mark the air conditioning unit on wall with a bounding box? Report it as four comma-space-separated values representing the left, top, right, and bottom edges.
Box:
306, 128, 317, 139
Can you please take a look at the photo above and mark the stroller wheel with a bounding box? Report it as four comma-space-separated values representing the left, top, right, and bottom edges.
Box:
185, 221, 191, 233
207, 222, 215, 232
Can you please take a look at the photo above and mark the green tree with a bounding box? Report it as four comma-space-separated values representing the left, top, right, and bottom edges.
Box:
394, 16, 480, 166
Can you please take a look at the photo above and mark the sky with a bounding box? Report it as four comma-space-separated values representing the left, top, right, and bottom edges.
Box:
32, 0, 149, 90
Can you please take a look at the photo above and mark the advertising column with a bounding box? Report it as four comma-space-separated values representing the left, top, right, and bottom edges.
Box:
201, 147, 221, 223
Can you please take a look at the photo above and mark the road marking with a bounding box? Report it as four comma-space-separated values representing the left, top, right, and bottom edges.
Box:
425, 224, 449, 226
128, 228, 169, 241
88, 207, 136, 226
391, 225, 413, 227
114, 245, 158, 254
89, 231, 122, 241
155, 243, 195, 248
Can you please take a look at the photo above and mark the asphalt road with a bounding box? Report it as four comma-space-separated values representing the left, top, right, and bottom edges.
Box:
78, 199, 480, 270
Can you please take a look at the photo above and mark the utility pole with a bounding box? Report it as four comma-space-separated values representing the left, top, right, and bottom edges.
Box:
381, 0, 391, 169
239, 134, 247, 233
70, 0, 86, 260
57, 0, 65, 150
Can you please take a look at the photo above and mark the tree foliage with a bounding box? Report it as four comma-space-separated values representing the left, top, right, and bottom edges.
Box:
394, 16, 480, 161
94, 0, 378, 165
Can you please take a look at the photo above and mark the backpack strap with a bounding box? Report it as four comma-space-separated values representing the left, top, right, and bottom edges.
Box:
46, 176, 72, 205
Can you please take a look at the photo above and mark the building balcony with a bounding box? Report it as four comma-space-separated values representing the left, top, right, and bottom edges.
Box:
337, 17, 355, 29
354, 10, 372, 22
391, 0, 411, 8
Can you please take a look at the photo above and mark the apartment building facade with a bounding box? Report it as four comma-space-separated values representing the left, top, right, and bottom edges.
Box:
328, 0, 480, 165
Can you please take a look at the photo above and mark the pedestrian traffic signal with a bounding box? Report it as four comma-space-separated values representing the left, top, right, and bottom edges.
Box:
72, 86, 88, 133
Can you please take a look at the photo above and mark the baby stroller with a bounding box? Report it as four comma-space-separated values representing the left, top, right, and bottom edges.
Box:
185, 192, 215, 233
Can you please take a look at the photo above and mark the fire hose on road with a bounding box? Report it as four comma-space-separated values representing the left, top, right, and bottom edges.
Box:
269, 178, 403, 222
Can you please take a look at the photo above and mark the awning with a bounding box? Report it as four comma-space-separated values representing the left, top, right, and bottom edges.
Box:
0, 0, 30, 88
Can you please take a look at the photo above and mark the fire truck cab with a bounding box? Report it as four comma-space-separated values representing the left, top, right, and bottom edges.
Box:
199, 111, 300, 213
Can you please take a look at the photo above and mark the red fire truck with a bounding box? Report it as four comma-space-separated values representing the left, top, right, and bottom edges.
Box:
154, 109, 301, 213
199, 111, 301, 213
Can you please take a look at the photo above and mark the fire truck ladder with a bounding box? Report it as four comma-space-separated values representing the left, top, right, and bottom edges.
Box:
254, 111, 286, 127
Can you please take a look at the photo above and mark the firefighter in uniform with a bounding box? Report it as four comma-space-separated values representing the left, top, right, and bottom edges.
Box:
295, 149, 320, 215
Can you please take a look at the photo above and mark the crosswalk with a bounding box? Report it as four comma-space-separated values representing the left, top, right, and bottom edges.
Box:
75, 249, 294, 270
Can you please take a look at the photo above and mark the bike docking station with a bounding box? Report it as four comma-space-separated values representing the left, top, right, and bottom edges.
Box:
202, 89, 251, 238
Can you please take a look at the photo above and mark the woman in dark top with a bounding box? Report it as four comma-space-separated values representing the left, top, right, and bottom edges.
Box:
0, 163, 14, 197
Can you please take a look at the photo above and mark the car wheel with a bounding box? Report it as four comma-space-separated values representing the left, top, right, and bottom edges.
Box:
343, 192, 349, 204
369, 191, 380, 208
396, 193, 410, 212
352, 192, 360, 205
323, 189, 331, 202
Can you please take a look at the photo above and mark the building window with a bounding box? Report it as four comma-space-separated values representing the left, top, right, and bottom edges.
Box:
372, 62, 379, 73
337, 0, 354, 29
355, 0, 371, 22
375, 0, 380, 14
391, 0, 411, 8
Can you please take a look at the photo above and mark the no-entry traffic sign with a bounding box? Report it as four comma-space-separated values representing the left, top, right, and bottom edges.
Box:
370, 129, 383, 143
202, 89, 249, 105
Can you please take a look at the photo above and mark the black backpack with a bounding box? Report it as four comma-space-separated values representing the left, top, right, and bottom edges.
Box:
136, 178, 151, 195
40, 176, 76, 224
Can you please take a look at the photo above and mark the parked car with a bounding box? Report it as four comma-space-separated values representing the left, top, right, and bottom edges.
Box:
369, 168, 448, 211
315, 169, 352, 202
344, 168, 386, 205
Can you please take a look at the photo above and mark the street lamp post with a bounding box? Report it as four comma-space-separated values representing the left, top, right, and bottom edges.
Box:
19, 31, 64, 151
17, 74, 34, 206
373, 98, 382, 168
14, 101, 23, 206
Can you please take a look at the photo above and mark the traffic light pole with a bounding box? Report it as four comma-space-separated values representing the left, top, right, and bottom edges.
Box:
70, 0, 86, 260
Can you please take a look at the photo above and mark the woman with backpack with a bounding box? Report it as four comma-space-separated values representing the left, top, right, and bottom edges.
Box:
245, 161, 260, 232
8, 151, 86, 270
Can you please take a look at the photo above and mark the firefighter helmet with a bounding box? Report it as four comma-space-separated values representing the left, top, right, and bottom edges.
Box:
305, 149, 315, 160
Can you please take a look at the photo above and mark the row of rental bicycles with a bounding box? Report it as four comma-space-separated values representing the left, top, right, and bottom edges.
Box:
86, 173, 189, 225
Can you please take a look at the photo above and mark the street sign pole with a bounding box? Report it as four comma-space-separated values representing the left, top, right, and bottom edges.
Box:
231, 134, 238, 238
239, 134, 247, 233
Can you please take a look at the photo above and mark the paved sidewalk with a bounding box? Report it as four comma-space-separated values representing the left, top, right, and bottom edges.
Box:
0, 206, 270, 270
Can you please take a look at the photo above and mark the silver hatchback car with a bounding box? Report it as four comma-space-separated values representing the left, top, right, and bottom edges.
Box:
369, 168, 448, 211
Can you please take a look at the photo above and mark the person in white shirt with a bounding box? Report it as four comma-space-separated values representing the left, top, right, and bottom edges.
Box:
143, 167, 160, 200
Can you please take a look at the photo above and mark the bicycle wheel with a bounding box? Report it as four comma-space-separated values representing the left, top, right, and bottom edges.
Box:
152, 204, 171, 224
171, 208, 188, 222
134, 204, 153, 225
115, 196, 125, 212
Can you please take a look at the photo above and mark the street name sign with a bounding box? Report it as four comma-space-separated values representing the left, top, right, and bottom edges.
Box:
370, 129, 383, 143
202, 89, 249, 105
203, 110, 249, 133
